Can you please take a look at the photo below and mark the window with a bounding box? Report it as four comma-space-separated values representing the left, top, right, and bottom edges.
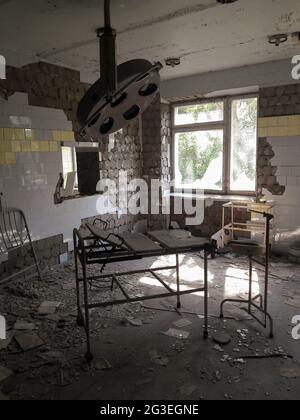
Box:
61, 146, 78, 189
173, 97, 258, 193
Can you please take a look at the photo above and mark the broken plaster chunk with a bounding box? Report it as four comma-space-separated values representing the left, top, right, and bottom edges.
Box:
14, 321, 37, 331
163, 328, 190, 340
0, 365, 13, 383
15, 332, 44, 352
0, 331, 14, 351
173, 318, 192, 329
37, 301, 61, 315
212, 332, 231, 346
95, 358, 112, 371
179, 384, 197, 397
280, 365, 300, 379
149, 350, 169, 367
121, 317, 143, 327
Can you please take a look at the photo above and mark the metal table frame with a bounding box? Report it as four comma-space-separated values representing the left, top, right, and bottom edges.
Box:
73, 228, 212, 362
220, 211, 274, 338
0, 207, 41, 286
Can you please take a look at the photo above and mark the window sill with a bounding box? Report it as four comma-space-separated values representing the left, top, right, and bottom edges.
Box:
167, 192, 256, 202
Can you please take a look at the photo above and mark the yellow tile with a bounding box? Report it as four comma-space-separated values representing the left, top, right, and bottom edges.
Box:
0, 128, 4, 141
267, 117, 279, 127
49, 142, 58, 152
25, 129, 33, 140
258, 127, 268, 138
267, 127, 278, 137
5, 152, 16, 165
31, 141, 39, 152
278, 116, 289, 126
14, 128, 26, 141
38, 141, 49, 152
21, 141, 32, 152
288, 115, 298, 127
287, 126, 299, 136
11, 141, 21, 152
0, 141, 12, 152
52, 131, 62, 142
277, 126, 288, 136
61, 131, 75, 141
0, 153, 5, 164
3, 128, 15, 141
257, 118, 266, 129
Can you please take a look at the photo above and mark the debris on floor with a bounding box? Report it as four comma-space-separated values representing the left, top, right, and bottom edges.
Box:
212, 332, 231, 346
163, 328, 190, 340
95, 358, 112, 371
173, 318, 192, 329
280, 364, 300, 379
149, 350, 170, 367
0, 365, 13, 382
37, 301, 61, 315
14, 332, 44, 352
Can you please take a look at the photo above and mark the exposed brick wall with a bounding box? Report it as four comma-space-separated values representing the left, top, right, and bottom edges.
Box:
170, 199, 250, 239
0, 61, 167, 272
0, 62, 89, 135
257, 138, 285, 196
257, 83, 300, 196
141, 96, 171, 230
259, 84, 300, 118
0, 234, 68, 281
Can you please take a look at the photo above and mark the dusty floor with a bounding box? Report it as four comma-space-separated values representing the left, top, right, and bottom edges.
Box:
0, 252, 300, 400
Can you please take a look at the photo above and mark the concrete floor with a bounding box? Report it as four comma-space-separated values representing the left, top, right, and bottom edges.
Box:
0, 253, 300, 400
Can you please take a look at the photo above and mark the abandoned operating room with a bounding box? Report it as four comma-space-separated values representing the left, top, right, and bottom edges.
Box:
0, 0, 300, 403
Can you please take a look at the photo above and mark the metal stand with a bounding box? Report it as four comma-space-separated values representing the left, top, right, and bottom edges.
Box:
220, 212, 274, 338
74, 228, 211, 362
0, 207, 42, 285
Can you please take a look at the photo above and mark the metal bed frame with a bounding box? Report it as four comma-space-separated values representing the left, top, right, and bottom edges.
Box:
220, 210, 274, 338
0, 206, 42, 285
73, 225, 213, 362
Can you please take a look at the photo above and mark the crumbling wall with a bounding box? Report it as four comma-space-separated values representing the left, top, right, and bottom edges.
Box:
0, 61, 167, 273
257, 83, 300, 252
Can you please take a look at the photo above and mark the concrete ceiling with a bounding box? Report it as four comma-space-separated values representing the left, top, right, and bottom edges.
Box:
0, 0, 300, 81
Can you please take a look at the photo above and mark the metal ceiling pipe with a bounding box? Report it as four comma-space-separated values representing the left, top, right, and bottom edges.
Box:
99, 0, 117, 98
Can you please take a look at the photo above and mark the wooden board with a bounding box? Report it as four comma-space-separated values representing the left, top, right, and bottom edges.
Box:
147, 230, 209, 250
120, 232, 162, 253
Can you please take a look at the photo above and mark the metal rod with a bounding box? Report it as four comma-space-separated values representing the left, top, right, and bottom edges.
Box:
204, 250, 208, 339
104, 0, 111, 29
112, 274, 130, 300
149, 270, 173, 293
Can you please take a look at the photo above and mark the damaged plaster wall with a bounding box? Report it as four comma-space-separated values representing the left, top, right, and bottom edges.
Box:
257, 83, 300, 253
0, 61, 169, 277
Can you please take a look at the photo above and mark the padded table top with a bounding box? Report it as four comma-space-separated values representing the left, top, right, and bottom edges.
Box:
147, 230, 209, 250
85, 226, 209, 253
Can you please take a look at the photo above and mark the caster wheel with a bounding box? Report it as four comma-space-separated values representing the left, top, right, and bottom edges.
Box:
220, 313, 224, 319
85, 352, 94, 363
203, 331, 209, 340
177, 303, 181, 309
269, 333, 274, 339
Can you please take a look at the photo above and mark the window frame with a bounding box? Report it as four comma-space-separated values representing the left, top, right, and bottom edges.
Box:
61, 145, 78, 190
171, 94, 258, 196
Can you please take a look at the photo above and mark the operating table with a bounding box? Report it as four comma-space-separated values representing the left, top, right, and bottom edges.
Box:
73, 225, 213, 362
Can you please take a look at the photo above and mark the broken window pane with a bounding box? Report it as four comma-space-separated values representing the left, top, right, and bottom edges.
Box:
175, 130, 224, 190
230, 98, 257, 192
175, 101, 224, 125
